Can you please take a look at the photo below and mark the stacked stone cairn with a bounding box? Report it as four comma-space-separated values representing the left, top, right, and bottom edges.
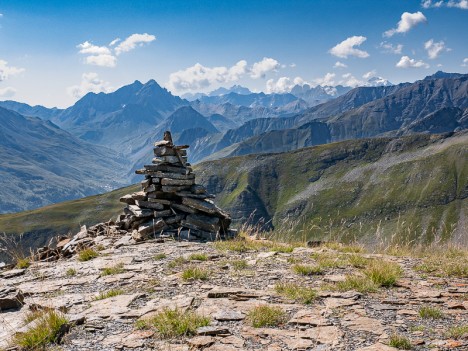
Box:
117, 131, 232, 241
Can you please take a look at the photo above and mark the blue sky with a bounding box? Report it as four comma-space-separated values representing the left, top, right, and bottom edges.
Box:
0, 0, 467, 107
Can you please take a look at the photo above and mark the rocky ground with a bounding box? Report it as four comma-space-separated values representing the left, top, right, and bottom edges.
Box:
1, 234, 467, 351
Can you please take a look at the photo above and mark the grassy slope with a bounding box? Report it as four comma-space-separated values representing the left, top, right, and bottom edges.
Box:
0, 132, 466, 251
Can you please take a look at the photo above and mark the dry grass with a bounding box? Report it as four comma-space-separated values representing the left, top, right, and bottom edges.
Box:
135, 308, 210, 338
181, 266, 210, 281
292, 264, 323, 276
93, 288, 124, 301
77, 248, 98, 262
11, 310, 69, 350
100, 263, 125, 276
246, 305, 287, 328
388, 333, 412, 349
418, 305, 444, 319
275, 282, 317, 304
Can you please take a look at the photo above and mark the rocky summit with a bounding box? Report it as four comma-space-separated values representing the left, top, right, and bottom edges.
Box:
0, 233, 467, 351
117, 131, 232, 242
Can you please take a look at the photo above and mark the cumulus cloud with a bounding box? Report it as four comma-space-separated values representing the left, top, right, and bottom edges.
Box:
167, 58, 281, 92
167, 60, 248, 92
250, 57, 280, 79
424, 39, 448, 59
0, 60, 25, 81
462, 58, 468, 67
76, 33, 156, 68
114, 33, 156, 55
334, 61, 348, 68
67, 72, 113, 99
266, 76, 308, 93
379, 42, 404, 54
313, 73, 337, 86
396, 56, 430, 68
384, 12, 427, 37
422, 0, 468, 9
329, 36, 369, 59
362, 70, 377, 79
0, 86, 17, 98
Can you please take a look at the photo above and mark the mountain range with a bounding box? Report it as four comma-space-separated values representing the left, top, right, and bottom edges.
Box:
0, 71, 466, 213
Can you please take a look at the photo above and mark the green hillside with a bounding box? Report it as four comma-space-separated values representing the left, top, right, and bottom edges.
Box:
1, 132, 466, 254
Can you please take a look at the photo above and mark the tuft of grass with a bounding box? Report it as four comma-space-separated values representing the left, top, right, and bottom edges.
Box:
445, 325, 468, 339
153, 253, 167, 260
181, 266, 210, 281
389, 334, 412, 350
212, 239, 250, 253
415, 249, 468, 278
135, 308, 210, 338
418, 306, 443, 319
77, 248, 98, 262
100, 263, 125, 276
93, 288, 124, 301
247, 305, 287, 328
11, 310, 69, 349
363, 260, 402, 287
65, 268, 77, 277
324, 242, 365, 253
270, 244, 294, 253
334, 275, 378, 293
16, 258, 31, 269
168, 256, 188, 268
275, 282, 317, 304
231, 259, 248, 270
348, 254, 371, 268
311, 253, 348, 268
292, 264, 323, 276
188, 253, 208, 261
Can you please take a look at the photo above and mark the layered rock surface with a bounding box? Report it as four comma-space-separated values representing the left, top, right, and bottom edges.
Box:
1, 236, 467, 350
117, 132, 232, 241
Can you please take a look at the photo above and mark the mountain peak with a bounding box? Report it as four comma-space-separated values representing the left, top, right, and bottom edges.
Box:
424, 71, 466, 80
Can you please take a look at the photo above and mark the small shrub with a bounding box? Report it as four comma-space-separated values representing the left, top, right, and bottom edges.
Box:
135, 308, 210, 338
93, 288, 124, 301
153, 253, 167, 260
275, 282, 317, 304
446, 325, 468, 339
11, 310, 69, 349
168, 256, 188, 268
77, 248, 98, 262
65, 268, 77, 277
364, 260, 402, 287
100, 263, 125, 276
389, 333, 412, 349
188, 253, 208, 261
231, 259, 248, 270
418, 306, 443, 319
16, 258, 31, 269
181, 267, 209, 281
247, 305, 287, 328
292, 264, 323, 276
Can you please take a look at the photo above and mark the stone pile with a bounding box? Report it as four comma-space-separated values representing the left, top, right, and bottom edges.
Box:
117, 131, 232, 241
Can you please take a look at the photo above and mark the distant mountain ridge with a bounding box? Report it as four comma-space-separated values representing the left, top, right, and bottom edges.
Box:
0, 107, 129, 213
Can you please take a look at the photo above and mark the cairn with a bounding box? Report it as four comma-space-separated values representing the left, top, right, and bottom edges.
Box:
117, 131, 232, 241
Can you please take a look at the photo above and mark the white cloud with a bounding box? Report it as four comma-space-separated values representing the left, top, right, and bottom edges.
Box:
424, 39, 447, 59
250, 57, 280, 79
396, 55, 430, 68
85, 54, 117, 67
290, 63, 296, 68
77, 41, 111, 55
313, 73, 337, 86
462, 58, 468, 67
167, 60, 248, 92
0, 60, 25, 81
266, 76, 308, 93
0, 13, 3, 18
341, 73, 365, 87
384, 12, 427, 37
329, 36, 369, 59
422, 0, 468, 9
362, 70, 377, 79
379, 42, 404, 54
0, 86, 16, 98
114, 33, 156, 55
76, 33, 156, 68
67, 72, 113, 99
334, 61, 348, 68
109, 38, 121, 46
